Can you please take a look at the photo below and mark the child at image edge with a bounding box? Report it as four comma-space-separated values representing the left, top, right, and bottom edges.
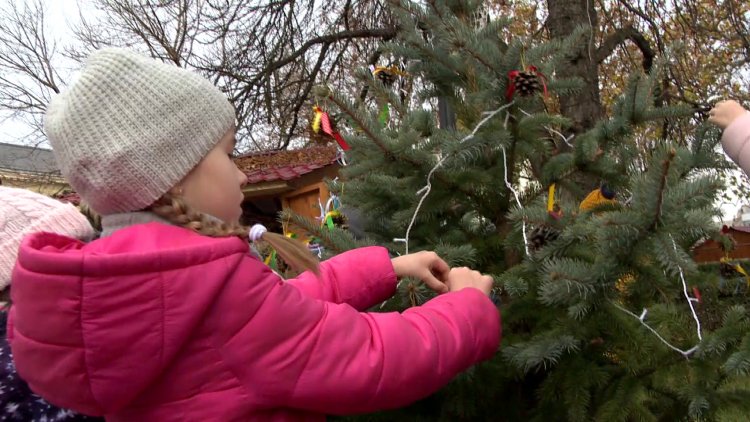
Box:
0, 186, 102, 422
7, 48, 501, 421
710, 100, 750, 174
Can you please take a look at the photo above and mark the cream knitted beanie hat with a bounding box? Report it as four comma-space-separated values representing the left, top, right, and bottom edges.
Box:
0, 186, 95, 290
44, 48, 236, 215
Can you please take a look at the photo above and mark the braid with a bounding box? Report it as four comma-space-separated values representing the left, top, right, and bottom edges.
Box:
150, 194, 319, 274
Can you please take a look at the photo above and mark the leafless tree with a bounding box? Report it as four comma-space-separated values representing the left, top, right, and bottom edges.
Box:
68, 0, 398, 151
0, 0, 65, 146
0, 0, 397, 151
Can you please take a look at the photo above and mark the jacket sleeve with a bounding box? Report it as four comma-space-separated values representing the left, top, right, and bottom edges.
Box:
722, 112, 750, 177
284, 246, 397, 310
215, 263, 501, 416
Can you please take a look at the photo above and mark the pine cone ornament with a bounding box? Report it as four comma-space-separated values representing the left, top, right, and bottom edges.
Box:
506, 65, 548, 100
513, 71, 540, 96
529, 224, 559, 251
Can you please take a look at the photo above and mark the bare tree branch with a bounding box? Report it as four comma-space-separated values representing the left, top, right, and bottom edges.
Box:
596, 24, 654, 71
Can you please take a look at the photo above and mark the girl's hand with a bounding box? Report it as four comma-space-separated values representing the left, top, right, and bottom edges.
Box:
445, 267, 494, 296
391, 251, 450, 294
709, 100, 747, 130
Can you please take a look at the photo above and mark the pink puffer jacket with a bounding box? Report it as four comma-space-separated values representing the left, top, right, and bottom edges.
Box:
7, 223, 501, 421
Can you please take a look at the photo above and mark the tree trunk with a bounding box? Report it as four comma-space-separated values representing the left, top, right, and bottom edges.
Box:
546, 0, 604, 133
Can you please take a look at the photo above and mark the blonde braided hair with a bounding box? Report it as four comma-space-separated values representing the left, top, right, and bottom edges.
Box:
150, 194, 319, 275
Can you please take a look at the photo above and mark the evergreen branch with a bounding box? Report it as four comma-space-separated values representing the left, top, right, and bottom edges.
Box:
651, 149, 676, 230
670, 235, 704, 343
327, 93, 496, 213
459, 42, 497, 73
279, 209, 369, 254
610, 234, 703, 360
396, 101, 515, 254
611, 302, 697, 358
328, 93, 393, 156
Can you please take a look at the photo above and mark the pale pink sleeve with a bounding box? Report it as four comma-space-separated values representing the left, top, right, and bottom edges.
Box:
722, 112, 750, 177
285, 246, 397, 310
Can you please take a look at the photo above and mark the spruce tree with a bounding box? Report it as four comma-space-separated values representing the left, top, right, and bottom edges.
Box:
284, 0, 750, 419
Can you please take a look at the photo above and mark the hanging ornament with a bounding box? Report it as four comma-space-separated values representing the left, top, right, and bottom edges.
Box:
312, 106, 350, 150
615, 273, 636, 296
719, 256, 750, 287
719, 260, 738, 279
506, 65, 548, 101
322, 210, 340, 229
717, 226, 742, 285
321, 194, 346, 230
579, 185, 617, 212
692, 286, 702, 304
371, 65, 408, 87
371, 65, 409, 126
528, 224, 559, 251
378, 103, 390, 126
264, 249, 278, 271
547, 183, 563, 220
312, 108, 323, 134
302, 233, 324, 258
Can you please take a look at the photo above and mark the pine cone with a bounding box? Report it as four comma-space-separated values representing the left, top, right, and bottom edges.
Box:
529, 224, 559, 251
514, 71, 541, 97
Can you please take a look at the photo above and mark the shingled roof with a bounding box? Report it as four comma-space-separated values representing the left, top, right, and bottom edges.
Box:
234, 145, 340, 184
0, 142, 59, 174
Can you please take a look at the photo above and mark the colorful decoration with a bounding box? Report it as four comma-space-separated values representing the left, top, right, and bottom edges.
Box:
579, 185, 617, 212
716, 226, 748, 287
264, 249, 278, 270
372, 65, 408, 86
692, 286, 702, 304
506, 65, 548, 100
263, 230, 324, 270
370, 65, 410, 127
547, 183, 563, 220
312, 106, 350, 150
312, 109, 322, 133
720, 256, 750, 287
320, 194, 345, 230
378, 103, 390, 126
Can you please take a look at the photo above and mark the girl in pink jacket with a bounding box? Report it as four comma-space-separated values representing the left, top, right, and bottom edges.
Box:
7, 48, 500, 421
710, 100, 750, 173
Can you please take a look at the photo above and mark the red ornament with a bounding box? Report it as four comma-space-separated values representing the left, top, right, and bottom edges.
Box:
312, 106, 350, 151
692, 286, 702, 304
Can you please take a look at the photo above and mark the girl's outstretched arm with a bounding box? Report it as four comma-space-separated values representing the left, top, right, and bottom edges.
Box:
217, 260, 501, 416
284, 246, 397, 310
